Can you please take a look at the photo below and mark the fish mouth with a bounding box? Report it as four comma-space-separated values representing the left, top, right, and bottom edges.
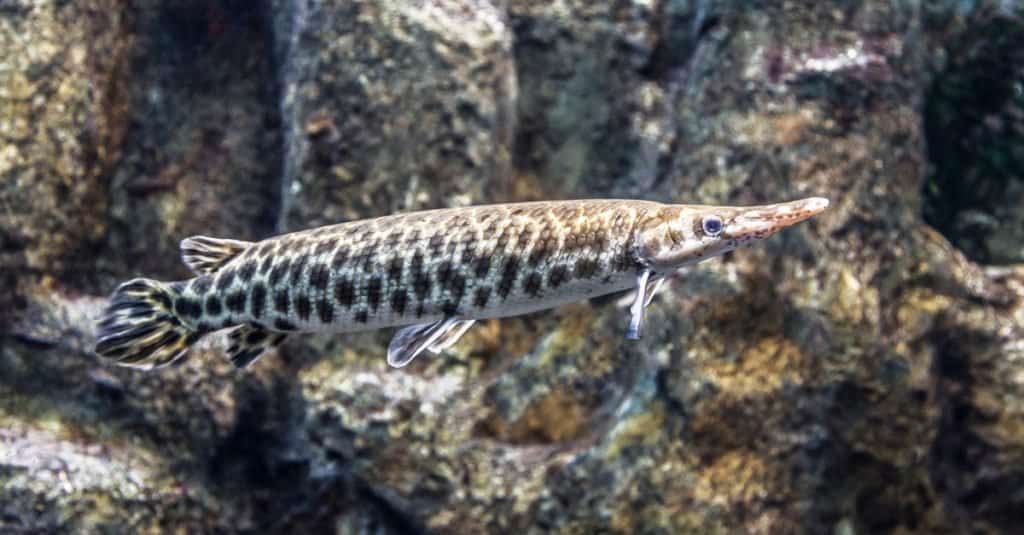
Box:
724, 197, 829, 240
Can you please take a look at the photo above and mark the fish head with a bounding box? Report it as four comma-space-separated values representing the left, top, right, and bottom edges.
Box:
638, 197, 830, 270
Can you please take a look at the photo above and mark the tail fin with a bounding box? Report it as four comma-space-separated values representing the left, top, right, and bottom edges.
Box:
94, 278, 201, 369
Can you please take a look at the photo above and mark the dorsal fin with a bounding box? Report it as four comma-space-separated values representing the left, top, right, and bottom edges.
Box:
180, 236, 254, 275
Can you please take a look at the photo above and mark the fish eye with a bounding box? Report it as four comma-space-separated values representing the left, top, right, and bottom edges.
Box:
701, 215, 724, 237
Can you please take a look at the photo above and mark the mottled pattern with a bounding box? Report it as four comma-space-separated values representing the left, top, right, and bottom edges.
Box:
171, 200, 662, 334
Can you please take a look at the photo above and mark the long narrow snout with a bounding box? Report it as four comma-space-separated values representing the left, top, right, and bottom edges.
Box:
723, 197, 829, 242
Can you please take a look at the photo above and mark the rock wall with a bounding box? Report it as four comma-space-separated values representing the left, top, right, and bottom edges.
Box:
2, 1, 1022, 533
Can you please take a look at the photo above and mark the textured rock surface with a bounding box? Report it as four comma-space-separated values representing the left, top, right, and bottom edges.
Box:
0, 0, 131, 326
275, 0, 516, 229
101, 0, 283, 282
2, 0, 1023, 533
922, 11, 1024, 265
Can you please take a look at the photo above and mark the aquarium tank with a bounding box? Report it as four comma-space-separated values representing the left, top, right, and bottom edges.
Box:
1, 1, 1023, 533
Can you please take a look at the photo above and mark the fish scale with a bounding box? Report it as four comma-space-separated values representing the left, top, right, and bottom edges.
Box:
94, 197, 829, 369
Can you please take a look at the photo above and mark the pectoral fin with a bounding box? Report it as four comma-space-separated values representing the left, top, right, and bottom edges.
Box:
626, 270, 653, 340
226, 324, 288, 368
387, 318, 460, 368
644, 276, 666, 307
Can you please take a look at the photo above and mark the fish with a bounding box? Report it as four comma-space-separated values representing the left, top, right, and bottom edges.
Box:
94, 197, 829, 370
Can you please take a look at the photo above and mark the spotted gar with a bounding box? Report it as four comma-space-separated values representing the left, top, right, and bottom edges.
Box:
94, 197, 829, 369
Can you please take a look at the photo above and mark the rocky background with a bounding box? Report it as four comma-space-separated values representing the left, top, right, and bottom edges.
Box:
2, 0, 1023, 533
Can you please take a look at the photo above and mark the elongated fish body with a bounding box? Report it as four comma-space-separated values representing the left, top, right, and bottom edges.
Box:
95, 197, 829, 369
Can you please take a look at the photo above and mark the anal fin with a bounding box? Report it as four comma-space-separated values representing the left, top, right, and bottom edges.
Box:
427, 319, 476, 354
387, 318, 460, 368
226, 324, 288, 368
180, 236, 254, 276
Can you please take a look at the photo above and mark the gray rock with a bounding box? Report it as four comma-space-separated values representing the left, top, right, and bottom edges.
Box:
275, 0, 516, 229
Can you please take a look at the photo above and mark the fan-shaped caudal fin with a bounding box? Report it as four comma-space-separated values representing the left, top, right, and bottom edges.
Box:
94, 278, 201, 369
180, 236, 254, 276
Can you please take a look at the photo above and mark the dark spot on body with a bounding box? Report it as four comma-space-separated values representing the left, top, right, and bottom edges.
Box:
441, 301, 459, 316
257, 242, 275, 257
309, 263, 330, 291
388, 257, 404, 282
269, 259, 290, 287
216, 269, 236, 291
174, 298, 201, 318
360, 243, 378, 272
295, 293, 311, 320
334, 277, 355, 308
259, 256, 274, 275
519, 224, 536, 247
411, 250, 424, 273
460, 246, 476, 266
196, 321, 214, 333
474, 256, 491, 278
385, 231, 403, 246
413, 272, 431, 301
574, 258, 600, 279
390, 289, 408, 315
411, 251, 430, 300
612, 248, 634, 272
497, 255, 520, 299
354, 309, 368, 323
474, 287, 491, 308
548, 265, 569, 288
437, 261, 454, 287
274, 289, 289, 314
524, 272, 543, 297
332, 247, 349, 269
428, 234, 444, 253
226, 291, 247, 313
318, 296, 333, 324
495, 230, 511, 252
191, 276, 213, 296
315, 238, 337, 257
290, 254, 309, 284
367, 276, 383, 311
206, 295, 223, 316
449, 274, 466, 305
528, 241, 549, 266
251, 283, 267, 318
238, 261, 257, 283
